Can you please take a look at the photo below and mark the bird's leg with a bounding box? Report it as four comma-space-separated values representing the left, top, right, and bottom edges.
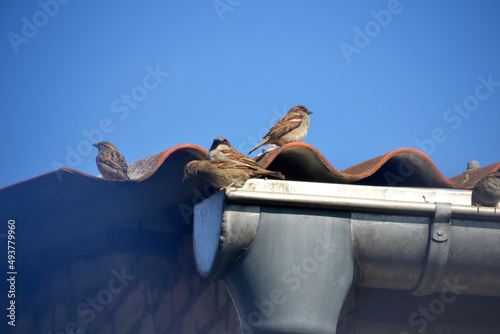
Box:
422, 195, 427, 203
476, 203, 481, 214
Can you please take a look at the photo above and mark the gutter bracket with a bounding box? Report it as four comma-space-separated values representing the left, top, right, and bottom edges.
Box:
412, 202, 452, 296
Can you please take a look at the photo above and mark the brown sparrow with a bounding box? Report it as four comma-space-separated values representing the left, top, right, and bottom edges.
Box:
248, 105, 313, 154
471, 172, 500, 210
183, 160, 284, 189
209, 137, 261, 167
93, 141, 129, 181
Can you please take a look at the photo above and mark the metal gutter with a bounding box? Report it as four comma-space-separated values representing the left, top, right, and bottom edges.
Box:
193, 179, 500, 334
225, 189, 500, 221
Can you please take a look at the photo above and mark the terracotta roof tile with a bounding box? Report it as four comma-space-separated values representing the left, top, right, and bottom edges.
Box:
2, 143, 498, 258
2, 143, 498, 197
255, 143, 499, 189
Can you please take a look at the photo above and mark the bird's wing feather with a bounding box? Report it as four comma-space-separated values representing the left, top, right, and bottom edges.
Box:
221, 148, 260, 166
99, 151, 128, 171
211, 160, 284, 178
210, 160, 253, 170
265, 113, 302, 139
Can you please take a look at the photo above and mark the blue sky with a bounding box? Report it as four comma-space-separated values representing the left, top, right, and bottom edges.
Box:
1, 1, 500, 188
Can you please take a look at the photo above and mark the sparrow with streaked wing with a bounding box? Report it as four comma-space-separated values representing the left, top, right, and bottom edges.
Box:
248, 105, 313, 154
93, 141, 130, 181
183, 160, 284, 189
209, 137, 261, 167
471, 172, 500, 211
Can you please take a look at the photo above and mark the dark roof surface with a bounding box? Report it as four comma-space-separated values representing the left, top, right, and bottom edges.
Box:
1, 143, 499, 263
3, 143, 500, 201
3, 143, 498, 198
255, 143, 500, 188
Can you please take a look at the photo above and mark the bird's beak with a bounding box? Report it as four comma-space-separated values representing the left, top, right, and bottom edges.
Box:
306, 110, 313, 115
92, 143, 98, 148
182, 174, 188, 182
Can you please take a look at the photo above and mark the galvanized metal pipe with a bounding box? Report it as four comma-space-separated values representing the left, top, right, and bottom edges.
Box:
224, 186, 500, 297
226, 189, 500, 221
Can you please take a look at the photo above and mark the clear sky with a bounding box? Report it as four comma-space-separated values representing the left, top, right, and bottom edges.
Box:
1, 1, 499, 188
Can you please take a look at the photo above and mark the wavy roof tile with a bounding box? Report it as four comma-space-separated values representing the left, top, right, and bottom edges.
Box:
2, 143, 499, 197
2, 143, 498, 259
255, 143, 499, 189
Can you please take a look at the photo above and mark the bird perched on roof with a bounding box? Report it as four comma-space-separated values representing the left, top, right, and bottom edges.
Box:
93, 141, 129, 181
209, 137, 262, 167
471, 172, 500, 211
183, 160, 284, 189
248, 105, 313, 154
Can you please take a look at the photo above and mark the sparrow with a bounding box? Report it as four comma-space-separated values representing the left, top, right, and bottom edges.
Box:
248, 105, 313, 154
471, 172, 500, 210
183, 160, 284, 189
93, 141, 130, 181
209, 137, 261, 168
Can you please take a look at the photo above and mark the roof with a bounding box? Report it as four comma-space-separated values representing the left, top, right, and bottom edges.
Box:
3, 143, 500, 216
1, 142, 499, 288
3, 144, 498, 333
2, 144, 499, 237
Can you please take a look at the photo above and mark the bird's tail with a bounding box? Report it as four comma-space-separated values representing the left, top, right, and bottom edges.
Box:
248, 138, 268, 154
